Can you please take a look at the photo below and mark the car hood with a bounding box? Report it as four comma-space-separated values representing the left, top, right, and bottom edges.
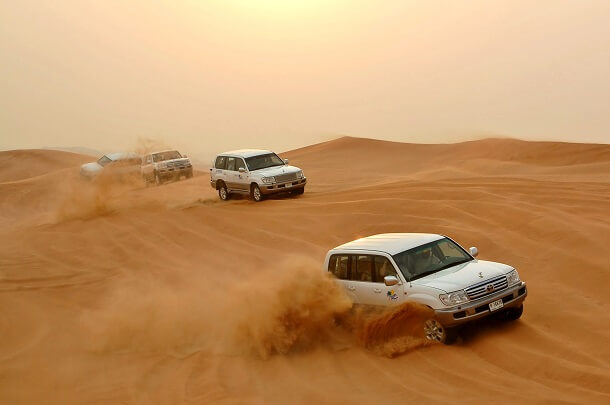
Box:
411, 260, 514, 293
80, 162, 103, 175
252, 165, 300, 176
161, 158, 190, 165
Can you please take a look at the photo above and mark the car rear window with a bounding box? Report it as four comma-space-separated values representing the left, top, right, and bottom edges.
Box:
328, 255, 349, 280
215, 156, 227, 169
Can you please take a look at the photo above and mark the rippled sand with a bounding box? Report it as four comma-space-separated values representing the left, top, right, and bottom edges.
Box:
1, 137, 609, 404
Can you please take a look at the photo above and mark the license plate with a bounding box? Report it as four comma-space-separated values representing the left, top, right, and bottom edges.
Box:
489, 299, 504, 312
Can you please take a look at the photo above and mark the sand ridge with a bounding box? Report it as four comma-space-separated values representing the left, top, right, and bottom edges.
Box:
0, 137, 609, 404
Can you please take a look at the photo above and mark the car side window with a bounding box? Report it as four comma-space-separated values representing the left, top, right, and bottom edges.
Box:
328, 255, 349, 280
215, 156, 226, 169
236, 158, 246, 171
352, 255, 373, 282
373, 256, 397, 283
226, 157, 236, 171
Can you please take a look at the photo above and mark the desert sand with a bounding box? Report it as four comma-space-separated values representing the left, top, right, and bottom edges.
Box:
1, 137, 609, 404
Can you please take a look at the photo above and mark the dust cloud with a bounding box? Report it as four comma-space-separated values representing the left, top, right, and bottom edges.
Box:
83, 257, 432, 360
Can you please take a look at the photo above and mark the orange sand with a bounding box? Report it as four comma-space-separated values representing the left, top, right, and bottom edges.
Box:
1, 137, 609, 404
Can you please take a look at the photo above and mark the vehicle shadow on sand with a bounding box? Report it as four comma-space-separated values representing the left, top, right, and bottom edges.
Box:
455, 314, 524, 344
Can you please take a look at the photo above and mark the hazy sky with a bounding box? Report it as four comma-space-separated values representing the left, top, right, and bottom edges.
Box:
1, 0, 609, 160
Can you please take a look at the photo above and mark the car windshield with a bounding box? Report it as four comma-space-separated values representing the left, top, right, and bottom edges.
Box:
392, 237, 472, 281
245, 153, 284, 171
97, 155, 112, 167
153, 151, 182, 162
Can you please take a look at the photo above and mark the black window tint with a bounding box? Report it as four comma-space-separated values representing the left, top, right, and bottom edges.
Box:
215, 156, 227, 169
226, 157, 236, 171
328, 255, 349, 280
373, 256, 397, 283
352, 255, 373, 282
236, 158, 246, 171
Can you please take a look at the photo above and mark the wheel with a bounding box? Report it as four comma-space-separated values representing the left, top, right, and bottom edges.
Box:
186, 170, 193, 179
293, 187, 305, 195
251, 184, 264, 202
424, 319, 457, 344
218, 183, 230, 201
155, 172, 162, 186
503, 304, 523, 321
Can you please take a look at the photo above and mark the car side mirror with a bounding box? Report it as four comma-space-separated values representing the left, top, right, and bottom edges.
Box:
283, 158, 289, 164
469, 247, 479, 257
384, 275, 399, 286
183, 154, 188, 158
238, 167, 246, 173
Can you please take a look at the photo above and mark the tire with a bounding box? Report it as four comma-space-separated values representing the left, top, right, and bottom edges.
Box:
218, 183, 230, 201
424, 319, 457, 344
251, 184, 265, 202
293, 186, 305, 195
186, 170, 193, 179
503, 304, 523, 321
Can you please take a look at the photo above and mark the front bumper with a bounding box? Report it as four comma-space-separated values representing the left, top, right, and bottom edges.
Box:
435, 282, 527, 327
261, 178, 306, 194
158, 167, 192, 179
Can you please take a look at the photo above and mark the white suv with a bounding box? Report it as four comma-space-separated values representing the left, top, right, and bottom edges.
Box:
141, 150, 193, 185
80, 152, 141, 180
324, 233, 527, 344
210, 150, 306, 202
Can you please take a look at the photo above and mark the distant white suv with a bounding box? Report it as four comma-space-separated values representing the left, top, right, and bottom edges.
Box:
80, 152, 141, 180
141, 150, 193, 185
325, 233, 527, 344
210, 150, 306, 202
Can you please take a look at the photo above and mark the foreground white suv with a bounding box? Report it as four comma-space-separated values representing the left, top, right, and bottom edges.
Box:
325, 233, 527, 344
210, 150, 306, 201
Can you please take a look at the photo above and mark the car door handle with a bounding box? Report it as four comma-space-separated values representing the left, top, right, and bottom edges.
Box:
347, 286, 356, 291
373, 288, 382, 293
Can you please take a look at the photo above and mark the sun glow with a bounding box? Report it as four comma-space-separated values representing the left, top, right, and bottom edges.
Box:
220, 0, 346, 20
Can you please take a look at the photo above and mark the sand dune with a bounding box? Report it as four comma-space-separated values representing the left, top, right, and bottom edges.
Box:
0, 137, 609, 404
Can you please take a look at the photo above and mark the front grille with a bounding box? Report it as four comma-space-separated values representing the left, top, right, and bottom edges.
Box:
166, 161, 190, 170
464, 275, 508, 300
275, 172, 297, 183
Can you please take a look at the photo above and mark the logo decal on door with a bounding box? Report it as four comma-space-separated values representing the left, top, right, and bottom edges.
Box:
387, 290, 399, 301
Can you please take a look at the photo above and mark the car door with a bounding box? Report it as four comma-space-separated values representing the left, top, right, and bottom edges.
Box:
234, 157, 249, 191
327, 254, 357, 302
369, 255, 403, 306
224, 157, 240, 191
213, 155, 228, 186
348, 255, 377, 305
350, 254, 404, 306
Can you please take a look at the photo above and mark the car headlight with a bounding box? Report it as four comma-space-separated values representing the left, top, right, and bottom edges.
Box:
261, 176, 275, 184
296, 170, 304, 179
506, 269, 520, 286
439, 290, 469, 306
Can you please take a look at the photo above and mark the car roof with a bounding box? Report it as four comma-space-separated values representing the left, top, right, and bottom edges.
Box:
105, 152, 139, 160
149, 150, 179, 155
331, 233, 445, 255
219, 149, 273, 158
